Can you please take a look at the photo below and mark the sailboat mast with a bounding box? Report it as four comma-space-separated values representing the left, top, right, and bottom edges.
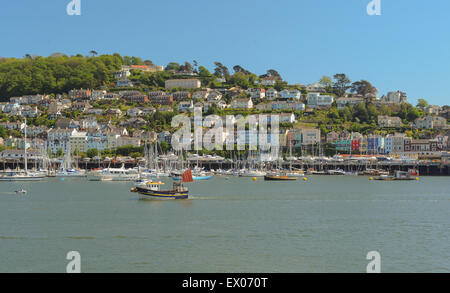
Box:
24, 118, 27, 174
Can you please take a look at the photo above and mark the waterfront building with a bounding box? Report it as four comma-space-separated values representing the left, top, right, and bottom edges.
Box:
385, 133, 407, 154
47, 128, 74, 154
69, 131, 87, 153
0, 149, 43, 160
366, 135, 385, 154
326, 131, 339, 143
299, 128, 321, 145
86, 130, 108, 151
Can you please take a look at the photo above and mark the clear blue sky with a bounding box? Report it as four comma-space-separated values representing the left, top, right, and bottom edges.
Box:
1, 0, 449, 106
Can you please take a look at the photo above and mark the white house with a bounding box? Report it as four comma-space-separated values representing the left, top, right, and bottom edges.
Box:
207, 91, 223, 101
279, 89, 301, 100
117, 79, 134, 87
260, 76, 276, 86
127, 108, 143, 117
279, 113, 297, 123
307, 93, 334, 108
178, 101, 194, 112
266, 88, 279, 100
414, 116, 448, 129
247, 88, 266, 99
230, 98, 253, 109
336, 97, 364, 109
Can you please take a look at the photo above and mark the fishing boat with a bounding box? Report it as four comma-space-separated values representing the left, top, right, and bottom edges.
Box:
374, 170, 419, 181
133, 169, 192, 199
264, 172, 297, 181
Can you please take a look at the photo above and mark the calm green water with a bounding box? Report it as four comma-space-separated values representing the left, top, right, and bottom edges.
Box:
0, 176, 449, 273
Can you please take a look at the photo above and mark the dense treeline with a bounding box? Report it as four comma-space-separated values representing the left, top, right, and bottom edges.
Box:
0, 53, 124, 101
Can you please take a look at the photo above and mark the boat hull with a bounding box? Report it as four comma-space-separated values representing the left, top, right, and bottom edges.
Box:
0, 176, 46, 181
135, 186, 188, 199
264, 175, 297, 181
172, 175, 212, 181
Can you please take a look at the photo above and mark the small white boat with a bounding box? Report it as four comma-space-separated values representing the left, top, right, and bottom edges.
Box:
15, 189, 27, 194
0, 171, 46, 181
56, 168, 87, 177
88, 165, 140, 181
239, 170, 267, 177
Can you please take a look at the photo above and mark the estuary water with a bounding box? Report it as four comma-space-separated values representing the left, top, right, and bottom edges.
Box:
0, 176, 449, 273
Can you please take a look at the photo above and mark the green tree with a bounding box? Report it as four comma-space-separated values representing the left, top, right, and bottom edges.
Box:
319, 76, 333, 91
165, 62, 181, 72
350, 80, 377, 97
332, 73, 351, 97
160, 141, 170, 153
416, 99, 428, 108
87, 148, 99, 158
353, 103, 369, 123
0, 126, 6, 138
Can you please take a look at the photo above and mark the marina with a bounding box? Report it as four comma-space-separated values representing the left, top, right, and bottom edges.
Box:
0, 175, 449, 273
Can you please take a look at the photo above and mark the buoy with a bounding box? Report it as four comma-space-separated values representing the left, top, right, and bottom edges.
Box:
303, 177, 307, 181
61, 178, 65, 181
253, 177, 257, 181
416, 177, 419, 181
369, 177, 373, 180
